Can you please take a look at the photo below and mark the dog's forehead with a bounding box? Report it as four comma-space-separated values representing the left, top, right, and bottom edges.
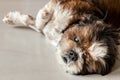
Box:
63, 25, 95, 39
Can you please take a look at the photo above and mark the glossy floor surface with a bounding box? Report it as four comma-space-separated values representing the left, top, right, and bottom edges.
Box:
0, 0, 120, 80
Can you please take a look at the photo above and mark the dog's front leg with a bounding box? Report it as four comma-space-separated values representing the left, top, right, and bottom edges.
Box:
43, 7, 73, 46
3, 0, 55, 33
35, 0, 55, 32
2, 11, 41, 32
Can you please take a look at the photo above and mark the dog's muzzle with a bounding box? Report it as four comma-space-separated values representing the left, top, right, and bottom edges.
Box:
62, 50, 78, 63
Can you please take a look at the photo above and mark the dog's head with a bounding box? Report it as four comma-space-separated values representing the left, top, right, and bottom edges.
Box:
57, 19, 119, 75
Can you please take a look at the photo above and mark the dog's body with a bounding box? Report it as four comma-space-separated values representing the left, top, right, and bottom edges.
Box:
3, 0, 120, 75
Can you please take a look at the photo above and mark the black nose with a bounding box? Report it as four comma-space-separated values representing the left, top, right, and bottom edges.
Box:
62, 50, 78, 63
68, 50, 78, 61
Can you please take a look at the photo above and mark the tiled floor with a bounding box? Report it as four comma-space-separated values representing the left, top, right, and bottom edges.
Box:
0, 0, 120, 80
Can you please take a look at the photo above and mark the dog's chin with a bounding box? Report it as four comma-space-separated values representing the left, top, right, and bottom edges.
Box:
64, 62, 82, 75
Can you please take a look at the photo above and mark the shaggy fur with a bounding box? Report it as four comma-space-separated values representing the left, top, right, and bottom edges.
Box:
58, 20, 119, 75
3, 0, 120, 75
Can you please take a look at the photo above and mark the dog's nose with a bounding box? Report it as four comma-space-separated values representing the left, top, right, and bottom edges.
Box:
68, 50, 78, 61
62, 51, 78, 63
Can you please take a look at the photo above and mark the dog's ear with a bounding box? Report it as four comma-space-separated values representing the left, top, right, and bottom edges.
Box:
94, 20, 120, 45
104, 27, 120, 45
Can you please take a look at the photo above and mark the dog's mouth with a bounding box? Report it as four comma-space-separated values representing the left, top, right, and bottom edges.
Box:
59, 49, 85, 75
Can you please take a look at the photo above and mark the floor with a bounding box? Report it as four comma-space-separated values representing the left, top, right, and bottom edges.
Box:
0, 0, 120, 80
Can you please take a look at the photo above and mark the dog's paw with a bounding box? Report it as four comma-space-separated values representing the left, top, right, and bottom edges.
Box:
3, 11, 35, 26
2, 11, 17, 25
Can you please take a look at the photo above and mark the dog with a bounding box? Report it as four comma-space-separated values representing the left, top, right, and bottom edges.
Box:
3, 0, 120, 75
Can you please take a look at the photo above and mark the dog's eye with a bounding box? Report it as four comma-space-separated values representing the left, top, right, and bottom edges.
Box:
73, 36, 79, 43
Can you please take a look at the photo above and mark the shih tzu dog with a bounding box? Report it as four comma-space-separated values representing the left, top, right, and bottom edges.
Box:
3, 0, 120, 75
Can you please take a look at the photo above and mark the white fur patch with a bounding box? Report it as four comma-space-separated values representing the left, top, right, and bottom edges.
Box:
89, 42, 108, 60
54, 3, 73, 32
66, 63, 81, 74
43, 3, 73, 46
3, 11, 40, 32
3, 11, 34, 25
35, 1, 54, 30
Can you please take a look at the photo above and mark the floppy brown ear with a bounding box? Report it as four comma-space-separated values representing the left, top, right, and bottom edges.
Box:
93, 20, 120, 45
102, 25, 119, 45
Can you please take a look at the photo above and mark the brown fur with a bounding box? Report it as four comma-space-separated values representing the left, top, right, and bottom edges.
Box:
52, 0, 120, 28
54, 0, 120, 75
91, 0, 120, 28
